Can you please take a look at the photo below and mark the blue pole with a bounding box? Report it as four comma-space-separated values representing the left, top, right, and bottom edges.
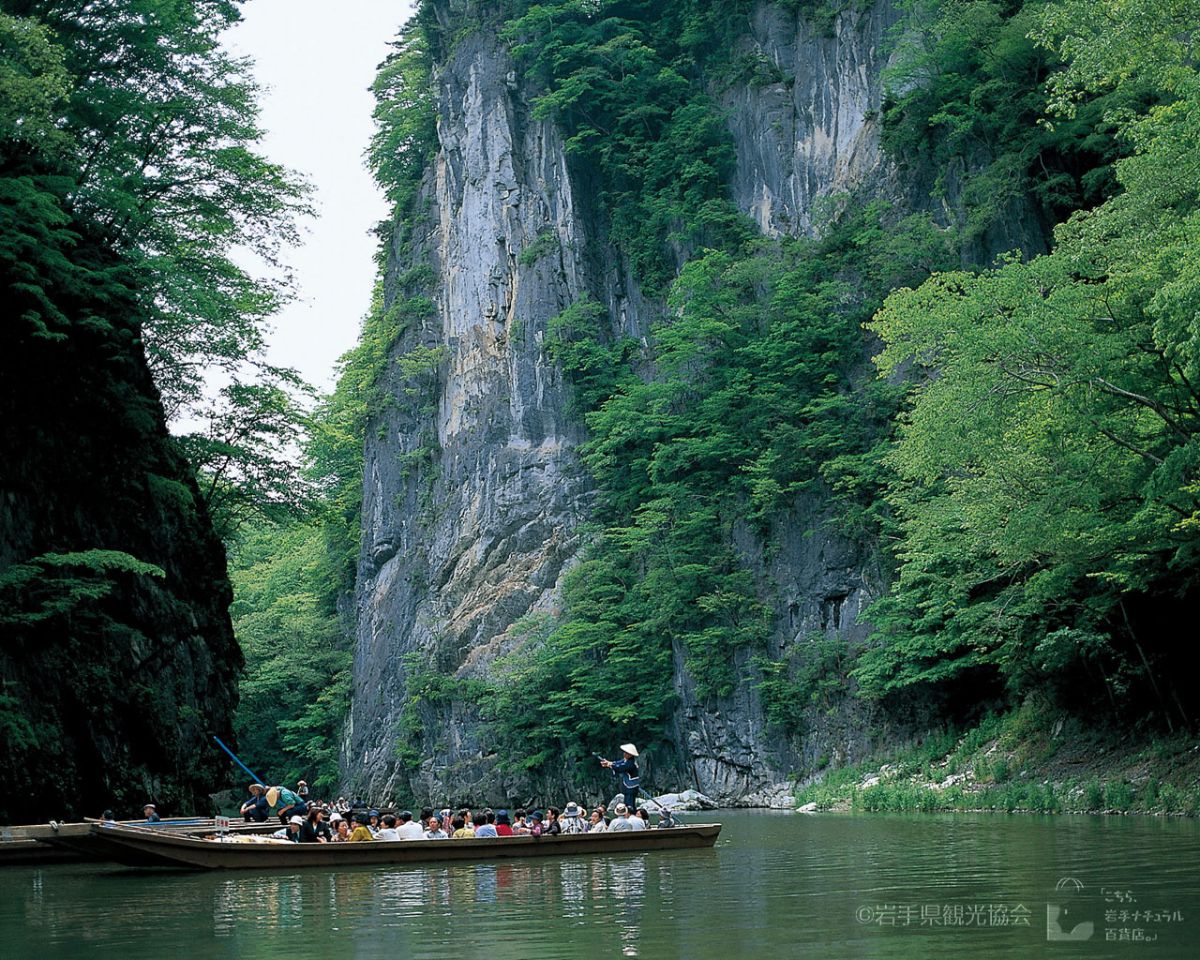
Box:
212, 735, 267, 785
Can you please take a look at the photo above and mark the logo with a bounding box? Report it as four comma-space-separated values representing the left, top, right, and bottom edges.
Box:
1047, 878, 1095, 942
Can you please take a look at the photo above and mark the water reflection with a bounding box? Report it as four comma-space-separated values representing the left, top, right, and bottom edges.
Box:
4, 812, 1198, 960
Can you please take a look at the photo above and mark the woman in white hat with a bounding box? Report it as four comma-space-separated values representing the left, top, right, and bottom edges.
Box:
599, 743, 640, 809
559, 801, 588, 835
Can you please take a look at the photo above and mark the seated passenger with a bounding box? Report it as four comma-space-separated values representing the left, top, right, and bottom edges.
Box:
240, 783, 270, 823
396, 810, 426, 840
587, 809, 608, 833
559, 802, 588, 835
332, 818, 351, 842
544, 807, 561, 835
630, 807, 649, 831
608, 803, 634, 831
425, 816, 449, 839
143, 803, 161, 823
474, 809, 498, 838
512, 809, 529, 834
656, 807, 678, 828
299, 808, 327, 843
348, 814, 375, 841
450, 816, 475, 839
527, 811, 544, 837
375, 814, 401, 840
286, 815, 304, 842
494, 809, 514, 836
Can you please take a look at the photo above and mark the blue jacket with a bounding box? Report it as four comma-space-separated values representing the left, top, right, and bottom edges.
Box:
610, 757, 640, 791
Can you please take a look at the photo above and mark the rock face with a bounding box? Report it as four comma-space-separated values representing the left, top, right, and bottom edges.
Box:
0, 242, 241, 824
347, 26, 651, 803
346, 1, 1001, 806
723, 0, 903, 237
670, 0, 904, 806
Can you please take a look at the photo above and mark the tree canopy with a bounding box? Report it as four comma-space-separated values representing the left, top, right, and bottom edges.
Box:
857, 0, 1200, 728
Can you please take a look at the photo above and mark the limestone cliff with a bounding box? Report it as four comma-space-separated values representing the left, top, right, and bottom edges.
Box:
346, 1, 924, 806
347, 24, 652, 802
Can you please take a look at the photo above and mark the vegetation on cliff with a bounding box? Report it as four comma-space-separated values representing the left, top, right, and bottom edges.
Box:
858, 0, 1199, 729
361, 0, 1197, 781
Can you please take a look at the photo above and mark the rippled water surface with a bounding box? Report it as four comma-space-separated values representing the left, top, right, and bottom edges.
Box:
5, 810, 1199, 959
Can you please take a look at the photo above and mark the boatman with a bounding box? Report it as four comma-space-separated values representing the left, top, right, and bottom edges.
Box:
271, 784, 308, 825
240, 783, 270, 822
600, 743, 640, 809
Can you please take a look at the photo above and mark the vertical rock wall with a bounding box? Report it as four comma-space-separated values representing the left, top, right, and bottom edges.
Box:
670, 0, 902, 806
0, 246, 241, 824
347, 29, 650, 802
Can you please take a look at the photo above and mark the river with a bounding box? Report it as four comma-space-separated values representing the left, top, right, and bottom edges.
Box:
4, 810, 1198, 959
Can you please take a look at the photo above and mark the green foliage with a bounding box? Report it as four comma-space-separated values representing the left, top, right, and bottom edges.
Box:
485, 200, 955, 758
177, 376, 316, 540
0, 11, 71, 154
518, 228, 561, 267
544, 295, 638, 413
858, 0, 1200, 722
0, 2, 314, 544
881, 0, 1148, 242
369, 19, 438, 216
228, 521, 351, 792
501, 0, 758, 290
756, 637, 849, 735
394, 653, 490, 770
0, 550, 165, 626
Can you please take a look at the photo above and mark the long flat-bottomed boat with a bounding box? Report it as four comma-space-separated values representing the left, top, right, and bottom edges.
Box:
87, 821, 722, 870
1, 818, 276, 866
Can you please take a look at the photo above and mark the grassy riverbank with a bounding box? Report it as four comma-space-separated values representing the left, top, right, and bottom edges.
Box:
796, 704, 1200, 816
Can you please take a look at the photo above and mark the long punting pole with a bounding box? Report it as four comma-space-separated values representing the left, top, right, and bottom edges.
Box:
212, 735, 267, 785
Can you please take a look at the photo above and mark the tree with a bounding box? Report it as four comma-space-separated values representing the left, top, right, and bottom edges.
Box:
858, 0, 1200, 728
3, 0, 314, 527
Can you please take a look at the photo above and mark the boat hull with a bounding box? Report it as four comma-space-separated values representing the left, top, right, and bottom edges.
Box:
88, 822, 722, 870
1, 818, 276, 866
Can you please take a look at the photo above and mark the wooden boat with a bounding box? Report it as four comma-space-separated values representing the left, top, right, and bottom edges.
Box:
85, 821, 722, 870
1, 817, 275, 866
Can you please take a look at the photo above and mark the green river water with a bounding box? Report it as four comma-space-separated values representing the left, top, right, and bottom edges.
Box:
4, 810, 1198, 960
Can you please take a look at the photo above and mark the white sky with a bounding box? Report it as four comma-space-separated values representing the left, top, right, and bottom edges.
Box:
228, 0, 417, 393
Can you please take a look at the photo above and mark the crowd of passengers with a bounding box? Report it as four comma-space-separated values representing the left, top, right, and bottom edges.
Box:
240, 782, 675, 844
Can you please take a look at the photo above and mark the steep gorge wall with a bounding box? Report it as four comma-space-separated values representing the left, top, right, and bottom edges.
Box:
348, 25, 653, 802
0, 251, 241, 823
348, 0, 938, 805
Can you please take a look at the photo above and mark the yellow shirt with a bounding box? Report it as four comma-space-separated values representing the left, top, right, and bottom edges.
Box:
451, 827, 475, 839
348, 826, 375, 842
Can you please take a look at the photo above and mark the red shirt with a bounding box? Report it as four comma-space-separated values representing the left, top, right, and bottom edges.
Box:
495, 824, 514, 836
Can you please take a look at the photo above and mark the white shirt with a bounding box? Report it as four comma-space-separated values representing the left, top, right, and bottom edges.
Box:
375, 827, 401, 841
629, 815, 648, 831
397, 821, 426, 840
608, 816, 634, 832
